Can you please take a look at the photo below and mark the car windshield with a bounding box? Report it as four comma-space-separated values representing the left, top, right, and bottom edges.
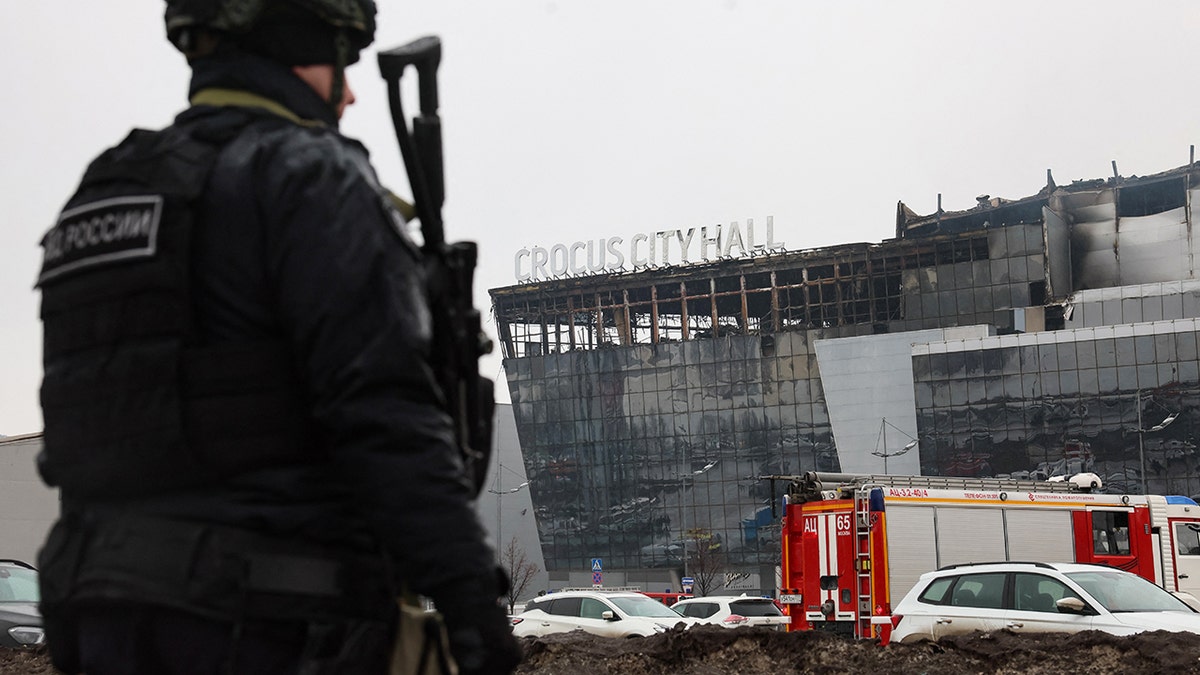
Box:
1066, 570, 1193, 613
609, 596, 686, 618
0, 565, 39, 603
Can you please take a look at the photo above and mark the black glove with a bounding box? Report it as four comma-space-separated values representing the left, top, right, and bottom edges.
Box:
433, 569, 522, 675
444, 602, 522, 675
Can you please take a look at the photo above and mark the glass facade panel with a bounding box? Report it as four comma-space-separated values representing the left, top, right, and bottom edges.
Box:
1135, 336, 1156, 364
984, 377, 1005, 401
1179, 333, 1198, 361
1039, 344, 1059, 372
1001, 349, 1020, 375
1060, 370, 1080, 396
967, 378, 986, 404
1181, 361, 1200, 383
1076, 341, 1097, 370
913, 355, 931, 381
1137, 364, 1159, 388
1096, 339, 1117, 368
946, 352, 967, 379
507, 333, 844, 572
949, 380, 969, 406
910, 331, 1199, 495
1116, 338, 1137, 367
1058, 343, 1078, 371
1078, 369, 1099, 395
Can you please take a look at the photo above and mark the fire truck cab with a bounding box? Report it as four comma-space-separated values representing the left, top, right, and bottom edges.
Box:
772, 472, 1200, 642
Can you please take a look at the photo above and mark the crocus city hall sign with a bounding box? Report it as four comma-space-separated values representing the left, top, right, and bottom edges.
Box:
514, 216, 785, 282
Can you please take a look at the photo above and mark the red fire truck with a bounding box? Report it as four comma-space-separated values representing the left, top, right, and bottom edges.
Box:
771, 472, 1200, 642
641, 591, 693, 607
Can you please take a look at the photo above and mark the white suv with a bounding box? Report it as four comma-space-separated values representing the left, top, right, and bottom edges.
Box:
510, 590, 702, 638
672, 595, 791, 629
889, 561, 1200, 644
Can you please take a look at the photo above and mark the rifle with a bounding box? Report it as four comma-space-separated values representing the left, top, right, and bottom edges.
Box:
378, 36, 495, 496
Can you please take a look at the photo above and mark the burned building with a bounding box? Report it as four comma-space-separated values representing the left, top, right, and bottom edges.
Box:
490, 161, 1200, 591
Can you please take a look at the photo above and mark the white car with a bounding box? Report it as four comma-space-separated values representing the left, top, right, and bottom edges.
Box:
510, 590, 701, 638
672, 595, 791, 629
889, 561, 1200, 644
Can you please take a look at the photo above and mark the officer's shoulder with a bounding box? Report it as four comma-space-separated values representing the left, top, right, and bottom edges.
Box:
254, 121, 363, 174
177, 105, 326, 152
79, 124, 204, 185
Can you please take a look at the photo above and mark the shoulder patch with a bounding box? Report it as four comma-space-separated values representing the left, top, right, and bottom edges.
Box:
39, 195, 163, 285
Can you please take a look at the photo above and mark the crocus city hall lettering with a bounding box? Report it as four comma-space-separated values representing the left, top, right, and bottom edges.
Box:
513, 217, 785, 282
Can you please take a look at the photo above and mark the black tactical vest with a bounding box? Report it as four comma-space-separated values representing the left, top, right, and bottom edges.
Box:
37, 120, 318, 499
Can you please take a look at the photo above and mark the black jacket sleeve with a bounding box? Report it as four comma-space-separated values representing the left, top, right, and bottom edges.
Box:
228, 120, 499, 602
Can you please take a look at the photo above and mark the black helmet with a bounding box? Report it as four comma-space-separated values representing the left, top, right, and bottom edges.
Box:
165, 0, 376, 65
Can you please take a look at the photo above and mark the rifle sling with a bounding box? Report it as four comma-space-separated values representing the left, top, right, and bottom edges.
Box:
189, 88, 325, 128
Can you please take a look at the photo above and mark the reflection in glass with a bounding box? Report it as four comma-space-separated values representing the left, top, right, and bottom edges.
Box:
1115, 338, 1137, 367
1039, 344, 1059, 372
1178, 333, 1198, 361
909, 331, 1198, 497
1135, 336, 1156, 364
1078, 369, 1099, 395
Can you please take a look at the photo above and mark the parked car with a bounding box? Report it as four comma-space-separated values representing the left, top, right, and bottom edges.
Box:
640, 534, 724, 567
889, 561, 1200, 644
510, 589, 701, 638
639, 542, 684, 567
0, 560, 44, 649
672, 594, 791, 629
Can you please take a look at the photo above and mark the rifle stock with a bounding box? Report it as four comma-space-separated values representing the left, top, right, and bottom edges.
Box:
379, 36, 495, 496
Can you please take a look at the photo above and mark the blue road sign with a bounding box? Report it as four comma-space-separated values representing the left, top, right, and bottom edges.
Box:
591, 558, 603, 572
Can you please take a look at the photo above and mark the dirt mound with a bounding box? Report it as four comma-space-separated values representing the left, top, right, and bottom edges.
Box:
0, 647, 55, 674
514, 625, 1200, 675
6, 627, 1200, 674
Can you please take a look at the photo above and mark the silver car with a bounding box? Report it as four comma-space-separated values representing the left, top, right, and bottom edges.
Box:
0, 560, 44, 649
889, 561, 1200, 644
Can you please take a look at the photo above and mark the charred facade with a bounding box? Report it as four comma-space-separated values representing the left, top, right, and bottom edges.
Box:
490, 162, 1200, 590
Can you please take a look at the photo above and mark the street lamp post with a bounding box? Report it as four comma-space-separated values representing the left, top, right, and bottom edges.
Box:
871, 418, 918, 474
488, 477, 529, 551
677, 460, 718, 581
1136, 390, 1179, 494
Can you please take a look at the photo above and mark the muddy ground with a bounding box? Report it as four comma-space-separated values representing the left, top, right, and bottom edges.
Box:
513, 626, 1200, 674
5, 626, 1200, 674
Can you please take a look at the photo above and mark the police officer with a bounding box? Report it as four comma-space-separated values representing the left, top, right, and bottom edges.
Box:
35, 2, 521, 673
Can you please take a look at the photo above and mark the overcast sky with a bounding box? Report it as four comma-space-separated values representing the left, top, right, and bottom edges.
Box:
3, 2, 1197, 435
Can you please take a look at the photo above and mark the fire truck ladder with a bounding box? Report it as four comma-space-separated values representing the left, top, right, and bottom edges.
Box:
779, 472, 1086, 501
854, 482, 882, 639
